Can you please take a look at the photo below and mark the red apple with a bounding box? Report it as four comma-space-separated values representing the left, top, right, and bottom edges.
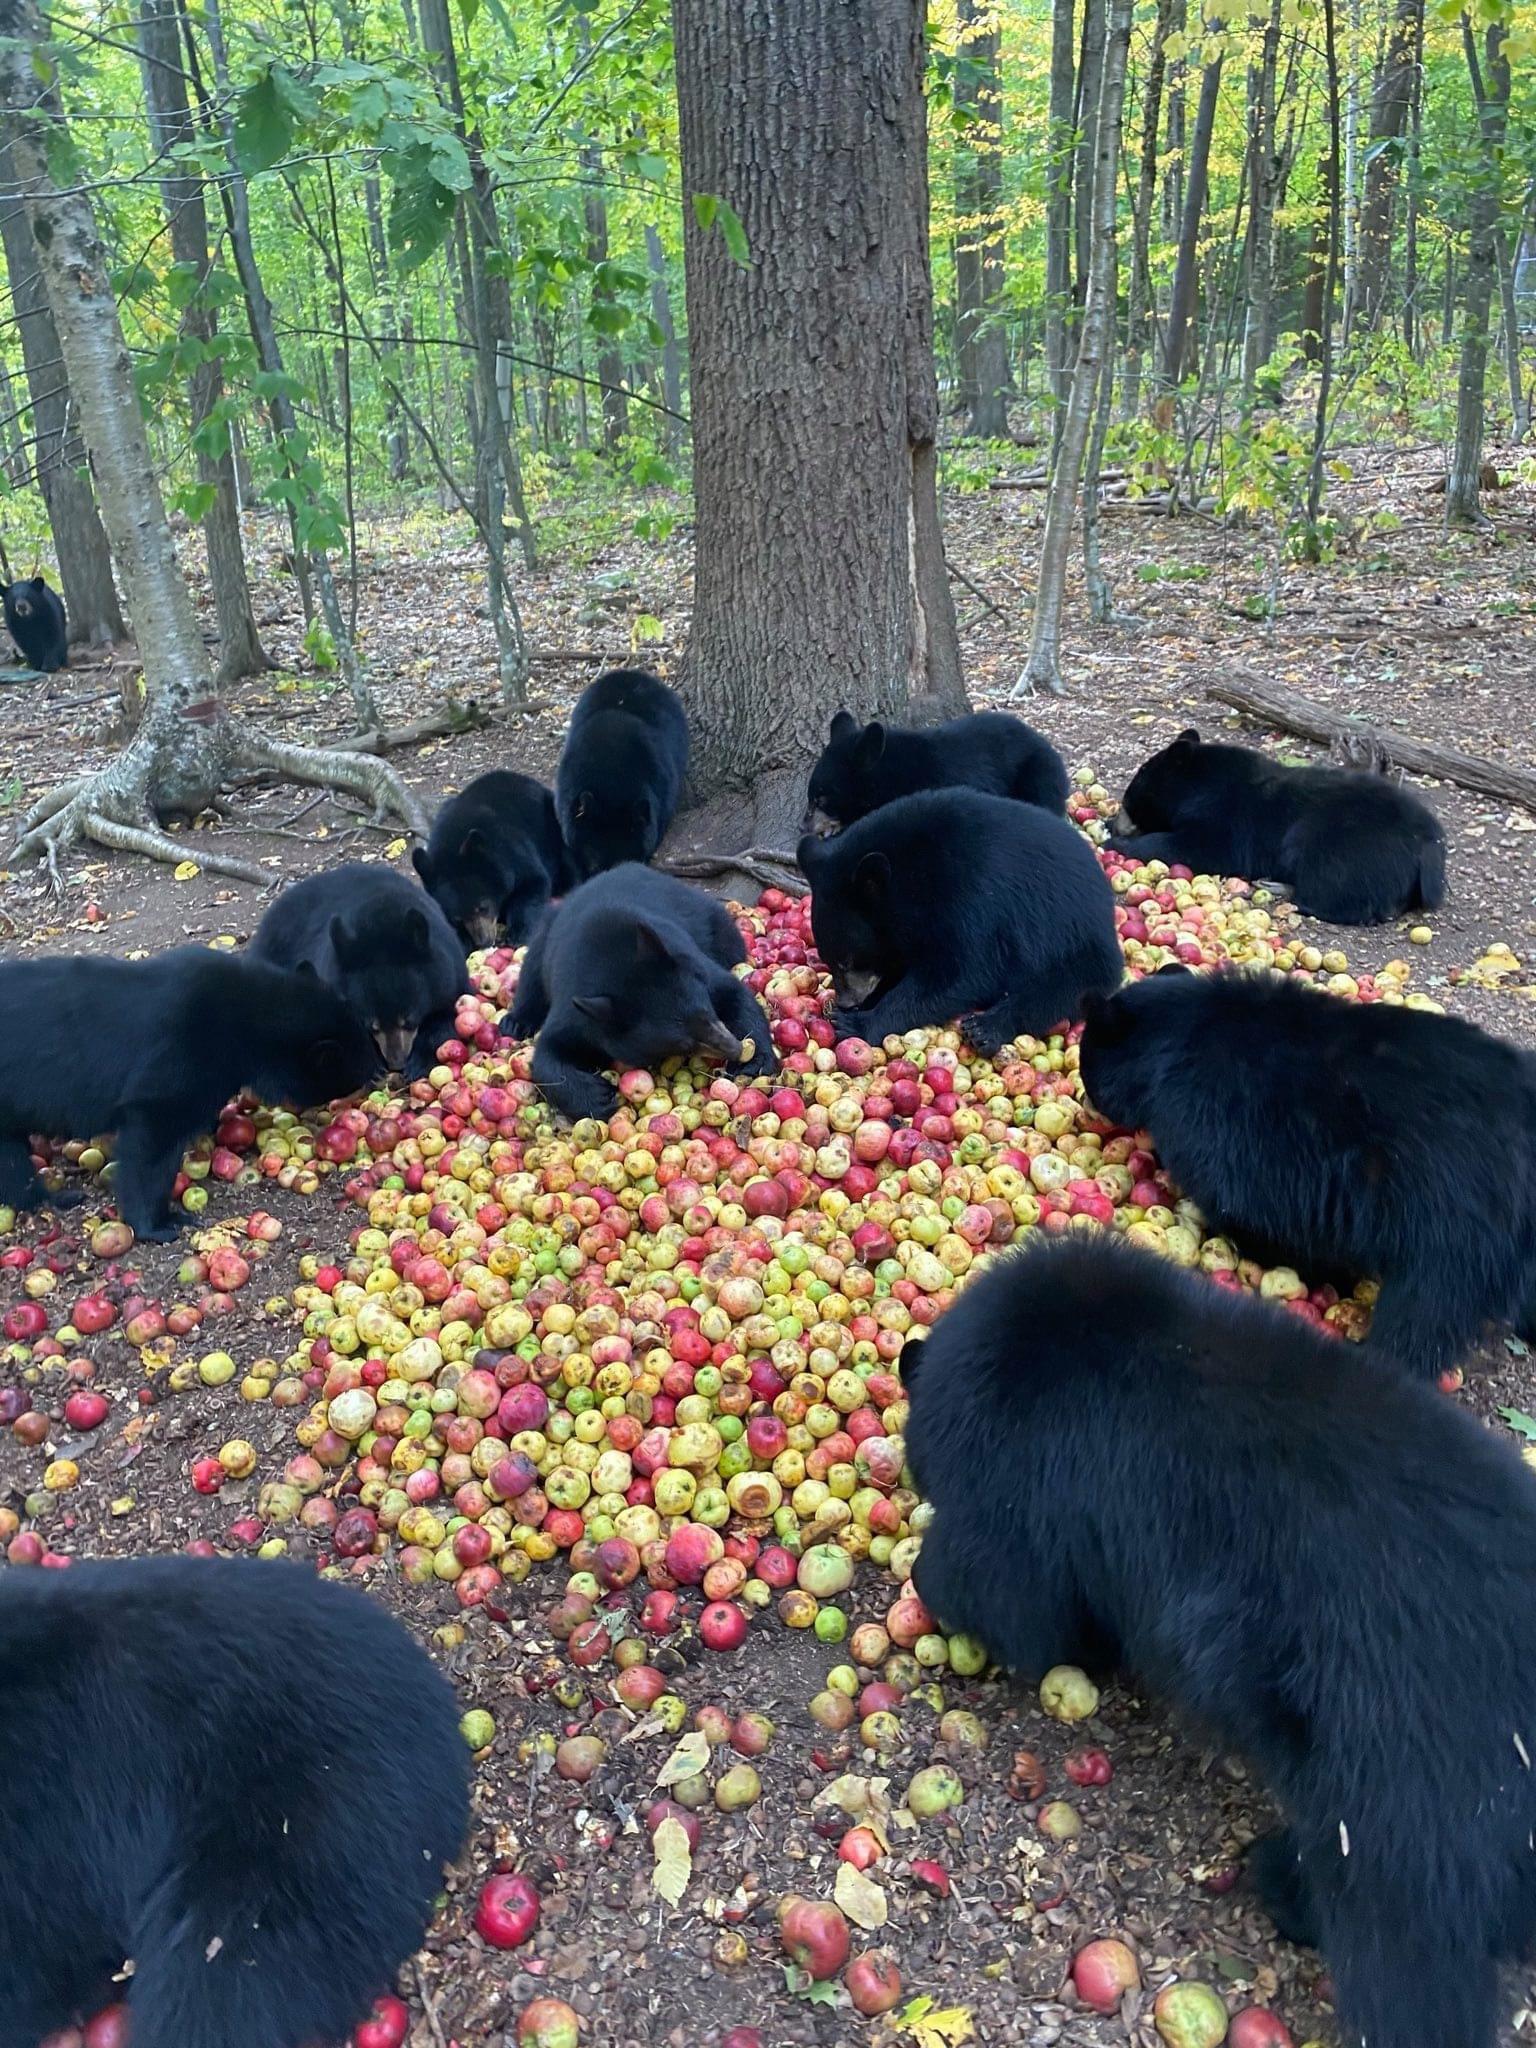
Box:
846, 1951, 902, 2017
779, 1895, 850, 1980
353, 1993, 410, 2048
474, 1872, 540, 1949
1072, 1938, 1141, 2014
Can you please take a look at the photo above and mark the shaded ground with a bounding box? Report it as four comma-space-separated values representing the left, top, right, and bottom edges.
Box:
2, 450, 1536, 2048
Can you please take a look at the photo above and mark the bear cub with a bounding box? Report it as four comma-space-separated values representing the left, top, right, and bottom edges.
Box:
1109, 727, 1445, 925
905, 1232, 1536, 2048
798, 789, 1121, 1055
556, 668, 689, 879
413, 770, 569, 949
805, 707, 1067, 833
0, 575, 67, 672
507, 864, 775, 1122
0, 1557, 469, 2048
251, 863, 467, 1076
1078, 963, 1536, 1377
0, 948, 375, 1238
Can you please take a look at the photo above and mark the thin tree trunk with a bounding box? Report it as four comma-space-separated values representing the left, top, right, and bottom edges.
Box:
1015, 0, 1132, 696
1073, 0, 1106, 297
1044, 0, 1078, 416
1447, 19, 1511, 523
578, 58, 629, 453
0, 133, 122, 644
1122, 0, 1174, 417
1401, 0, 1425, 354
1341, 0, 1361, 324
644, 222, 683, 454
1348, 0, 1421, 333
1161, 40, 1222, 387
1496, 226, 1528, 439
1302, 0, 1343, 552
669, 0, 967, 853
136, 0, 267, 686
1161, 0, 1187, 240
952, 0, 1011, 438
1240, 0, 1283, 397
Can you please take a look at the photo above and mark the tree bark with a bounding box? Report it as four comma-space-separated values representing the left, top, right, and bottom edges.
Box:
1121, 0, 1174, 417
644, 222, 683, 454
1044, 0, 1078, 415
1446, 19, 1510, 526
0, 0, 421, 878
1014, 0, 1133, 696
952, 0, 1011, 438
1073, 0, 1106, 298
1161, 39, 1222, 387
1348, 0, 1421, 334
1303, 0, 1343, 552
1240, 0, 1284, 398
669, 0, 967, 852
582, 136, 630, 449
136, 0, 267, 686
0, 132, 122, 645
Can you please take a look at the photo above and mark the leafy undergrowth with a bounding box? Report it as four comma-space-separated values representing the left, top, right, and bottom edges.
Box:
0, 779, 1461, 2048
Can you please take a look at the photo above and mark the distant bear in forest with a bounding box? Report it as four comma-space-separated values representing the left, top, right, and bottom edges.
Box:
1078, 963, 1536, 1376
413, 770, 568, 949
0, 948, 374, 1238
0, 1556, 469, 2048
507, 864, 774, 1122
904, 1231, 1536, 2048
250, 863, 466, 1077
1108, 728, 1445, 925
556, 668, 689, 879
798, 789, 1121, 1056
805, 707, 1067, 832
1, 575, 67, 672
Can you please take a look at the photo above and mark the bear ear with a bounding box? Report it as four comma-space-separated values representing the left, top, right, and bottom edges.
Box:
573, 790, 592, 820
633, 919, 676, 964
328, 913, 355, 965
1080, 991, 1115, 1033
411, 846, 433, 884
853, 849, 892, 904
30, 576, 45, 593
1154, 959, 1190, 977
1174, 727, 1201, 747
856, 721, 888, 764
573, 993, 617, 1027
401, 906, 430, 954
830, 709, 857, 741
458, 828, 488, 862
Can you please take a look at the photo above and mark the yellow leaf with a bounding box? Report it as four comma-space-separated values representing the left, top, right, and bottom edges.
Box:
173, 860, 200, 880
208, 935, 238, 950
834, 1861, 887, 1931
385, 837, 408, 859
652, 1816, 692, 1905
899, 2001, 976, 2047
656, 1729, 710, 1787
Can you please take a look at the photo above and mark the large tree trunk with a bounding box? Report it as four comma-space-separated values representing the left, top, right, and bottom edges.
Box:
952, 0, 1011, 439
1014, 0, 1133, 696
136, 0, 267, 686
1347, 0, 1421, 334
1044, 0, 1078, 418
0, 0, 420, 881
669, 0, 966, 853
1161, 41, 1223, 386
1446, 20, 1510, 525
0, 133, 123, 645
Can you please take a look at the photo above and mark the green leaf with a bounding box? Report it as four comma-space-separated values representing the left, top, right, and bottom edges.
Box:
691, 191, 718, 231
271, 65, 321, 124
587, 300, 631, 336
715, 199, 750, 265
233, 71, 294, 175
387, 148, 460, 271
252, 368, 306, 403
173, 481, 219, 522
1498, 1406, 1536, 1438
428, 131, 473, 192
636, 151, 667, 182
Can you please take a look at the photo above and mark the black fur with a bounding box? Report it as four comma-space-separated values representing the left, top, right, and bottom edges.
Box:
797, 789, 1122, 1056
805, 707, 1067, 830
906, 1232, 1536, 2048
0, 1556, 469, 2048
413, 770, 569, 950
0, 575, 67, 672
555, 668, 688, 879
508, 864, 775, 1122
1078, 964, 1536, 1377
1108, 728, 1446, 925
0, 948, 375, 1239
250, 863, 467, 1078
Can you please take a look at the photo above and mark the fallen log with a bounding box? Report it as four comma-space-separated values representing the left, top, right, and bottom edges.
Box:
1205, 669, 1536, 812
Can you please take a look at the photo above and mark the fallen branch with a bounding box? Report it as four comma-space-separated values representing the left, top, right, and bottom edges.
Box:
334, 699, 491, 757
1206, 668, 1536, 812
947, 561, 1011, 618
990, 468, 1128, 491
661, 845, 807, 897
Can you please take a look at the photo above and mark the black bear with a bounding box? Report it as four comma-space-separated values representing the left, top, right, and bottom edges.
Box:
0, 574, 67, 672
1108, 728, 1445, 925
556, 667, 688, 879
805, 708, 1067, 832
413, 770, 569, 950
797, 789, 1121, 1055
250, 863, 466, 1076
0, 1555, 469, 2048
904, 1232, 1536, 2048
507, 864, 775, 1122
1078, 964, 1536, 1377
0, 948, 375, 1239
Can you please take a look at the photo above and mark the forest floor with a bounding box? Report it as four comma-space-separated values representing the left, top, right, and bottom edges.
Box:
2, 442, 1536, 2048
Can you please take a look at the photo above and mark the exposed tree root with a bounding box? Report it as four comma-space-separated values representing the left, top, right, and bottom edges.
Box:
79, 812, 268, 885
334, 698, 491, 758
660, 846, 806, 898
1010, 659, 1068, 699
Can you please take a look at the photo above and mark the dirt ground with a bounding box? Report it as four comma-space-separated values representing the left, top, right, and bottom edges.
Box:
2, 448, 1535, 2048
